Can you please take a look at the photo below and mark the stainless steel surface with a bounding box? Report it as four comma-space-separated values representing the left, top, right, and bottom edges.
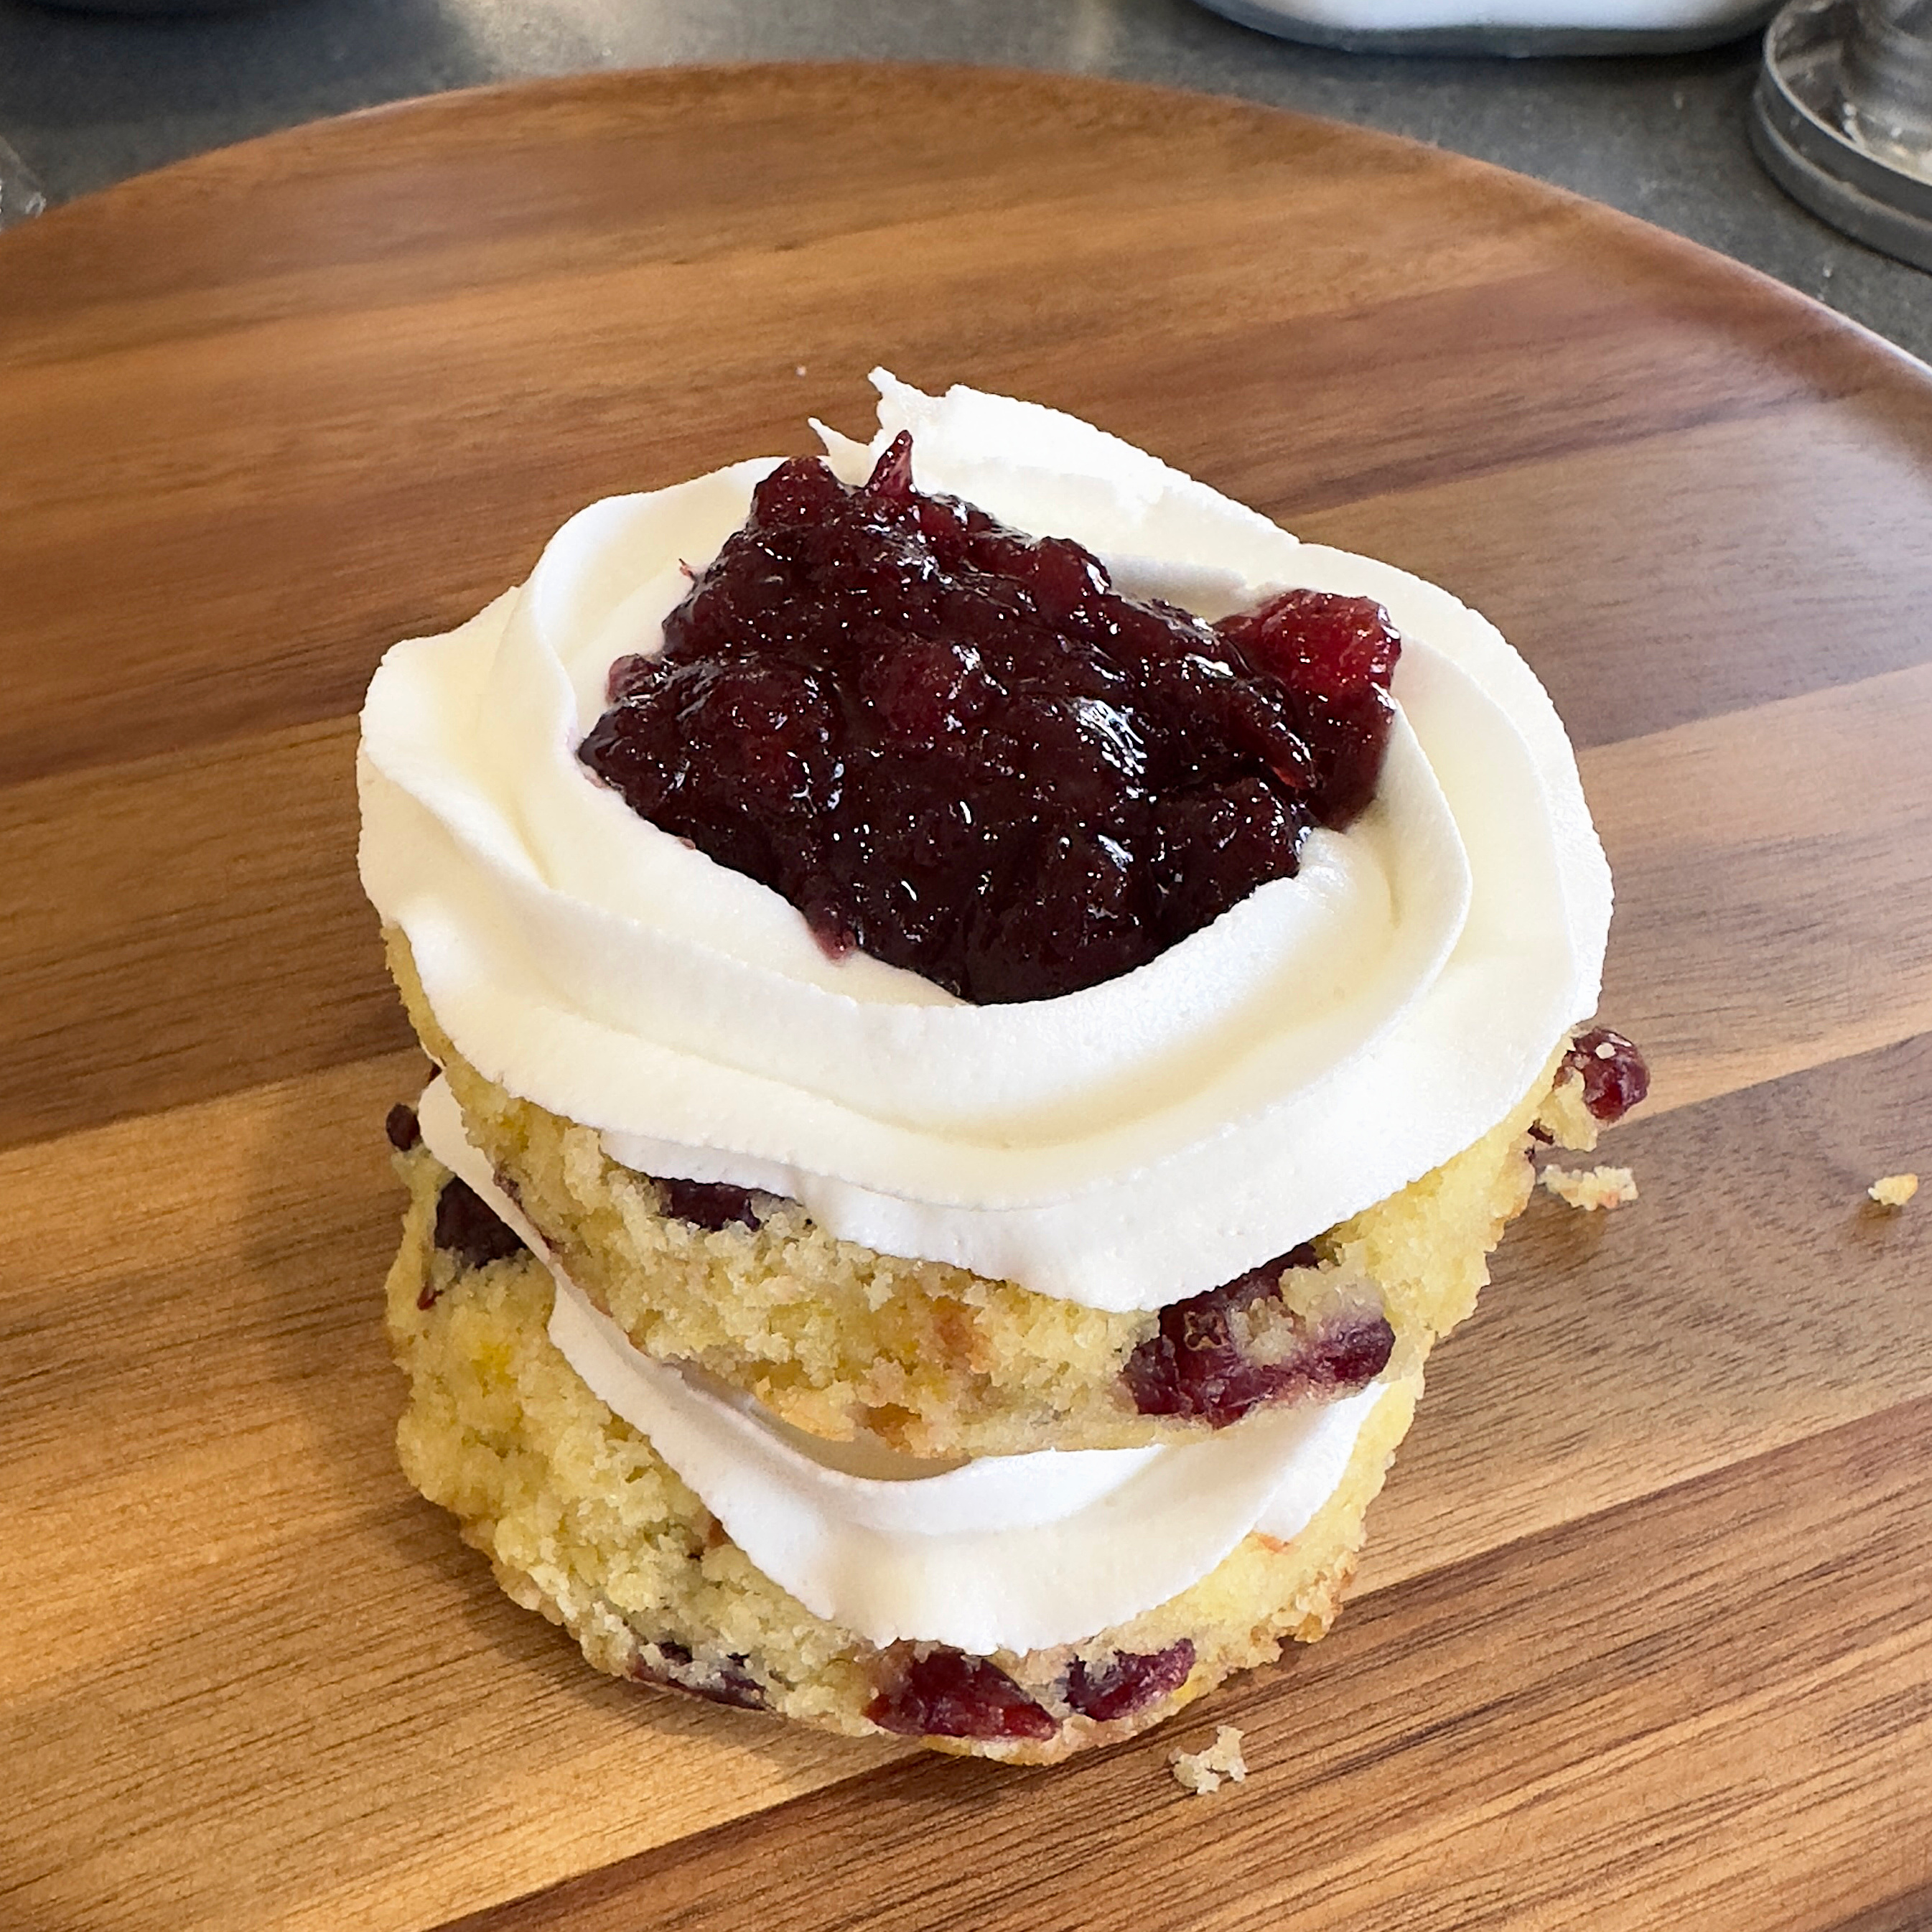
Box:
1752, 0, 1932, 268
0, 0, 1926, 360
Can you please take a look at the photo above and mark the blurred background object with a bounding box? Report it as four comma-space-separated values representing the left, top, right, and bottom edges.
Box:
0, 130, 45, 224
1193, 0, 1776, 57
29, 3, 284, 12
1751, 0, 1932, 269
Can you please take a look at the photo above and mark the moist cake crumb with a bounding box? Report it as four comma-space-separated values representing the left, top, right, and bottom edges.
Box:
1169, 1724, 1248, 1794
1541, 1164, 1638, 1211
382, 1159, 1424, 1764
393, 928, 1567, 1457
360, 377, 1647, 1759
1868, 1173, 1918, 1208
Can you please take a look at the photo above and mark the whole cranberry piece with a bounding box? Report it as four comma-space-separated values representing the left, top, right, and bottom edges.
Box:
865, 1647, 1058, 1742
653, 1176, 764, 1233
1121, 1247, 1393, 1427
1218, 587, 1401, 706
431, 1178, 527, 1270
1063, 1641, 1196, 1722
753, 452, 848, 527
1564, 1027, 1649, 1122
1216, 589, 1401, 827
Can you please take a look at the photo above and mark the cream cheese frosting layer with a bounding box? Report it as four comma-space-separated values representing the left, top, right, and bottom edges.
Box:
419, 1077, 1386, 1655
360, 373, 1611, 1312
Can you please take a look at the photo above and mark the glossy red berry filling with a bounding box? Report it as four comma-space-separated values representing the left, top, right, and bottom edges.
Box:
1563, 1027, 1649, 1123
579, 435, 1401, 1004
1121, 1246, 1394, 1427
866, 1646, 1057, 1742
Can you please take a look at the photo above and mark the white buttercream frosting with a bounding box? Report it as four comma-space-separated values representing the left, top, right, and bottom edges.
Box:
360, 373, 1610, 1310
417, 1076, 1386, 1653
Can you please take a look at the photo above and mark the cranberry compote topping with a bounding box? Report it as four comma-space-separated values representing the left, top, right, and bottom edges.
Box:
1063, 1641, 1196, 1723
1121, 1246, 1394, 1428
654, 1176, 764, 1233
1564, 1027, 1650, 1124
579, 435, 1401, 1004
1215, 588, 1401, 827
432, 1178, 528, 1270
866, 1646, 1058, 1742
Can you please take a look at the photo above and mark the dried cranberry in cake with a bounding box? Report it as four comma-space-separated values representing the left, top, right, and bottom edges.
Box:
653, 1176, 765, 1233
579, 434, 1401, 1004
384, 1102, 421, 1152
431, 1177, 527, 1270
629, 1641, 767, 1712
1063, 1640, 1196, 1723
1122, 1248, 1394, 1428
866, 1646, 1058, 1742
1564, 1027, 1650, 1123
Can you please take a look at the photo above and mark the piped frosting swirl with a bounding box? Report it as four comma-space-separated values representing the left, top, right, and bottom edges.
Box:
360, 373, 1610, 1312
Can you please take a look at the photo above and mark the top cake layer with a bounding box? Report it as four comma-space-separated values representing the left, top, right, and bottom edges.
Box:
358, 373, 1612, 1313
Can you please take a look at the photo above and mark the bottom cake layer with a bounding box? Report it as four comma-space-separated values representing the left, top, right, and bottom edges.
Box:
384, 1157, 1423, 1763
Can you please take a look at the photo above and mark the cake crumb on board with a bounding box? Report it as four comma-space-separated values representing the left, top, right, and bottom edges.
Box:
1169, 1725, 1248, 1795
1868, 1174, 1918, 1208
1541, 1164, 1638, 1210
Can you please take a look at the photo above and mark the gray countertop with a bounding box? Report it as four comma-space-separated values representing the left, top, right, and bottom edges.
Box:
0, 0, 1926, 363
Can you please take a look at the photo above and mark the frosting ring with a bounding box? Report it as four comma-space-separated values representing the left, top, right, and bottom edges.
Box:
360, 374, 1610, 1310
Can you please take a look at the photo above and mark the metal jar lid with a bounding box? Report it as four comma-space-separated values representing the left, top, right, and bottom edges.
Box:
1751, 0, 1932, 271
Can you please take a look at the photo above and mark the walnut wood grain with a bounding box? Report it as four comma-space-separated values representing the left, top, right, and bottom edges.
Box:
447, 1398, 1932, 1932
3, 1051, 1922, 1930
1296, 399, 1932, 750
0, 63, 1927, 1932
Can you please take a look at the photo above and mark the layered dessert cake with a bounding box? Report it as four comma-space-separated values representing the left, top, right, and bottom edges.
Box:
359, 373, 1645, 1762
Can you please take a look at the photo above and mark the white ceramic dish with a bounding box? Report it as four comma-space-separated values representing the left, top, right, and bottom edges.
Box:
1193, 0, 1774, 55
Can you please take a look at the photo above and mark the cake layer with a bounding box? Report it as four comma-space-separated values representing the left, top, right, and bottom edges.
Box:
398, 963, 1587, 1458
418, 1072, 1388, 1653
383, 1158, 1422, 1763
361, 375, 1632, 1760
358, 374, 1612, 1312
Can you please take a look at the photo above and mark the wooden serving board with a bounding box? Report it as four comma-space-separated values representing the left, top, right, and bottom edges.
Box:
2, 65, 1928, 1932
